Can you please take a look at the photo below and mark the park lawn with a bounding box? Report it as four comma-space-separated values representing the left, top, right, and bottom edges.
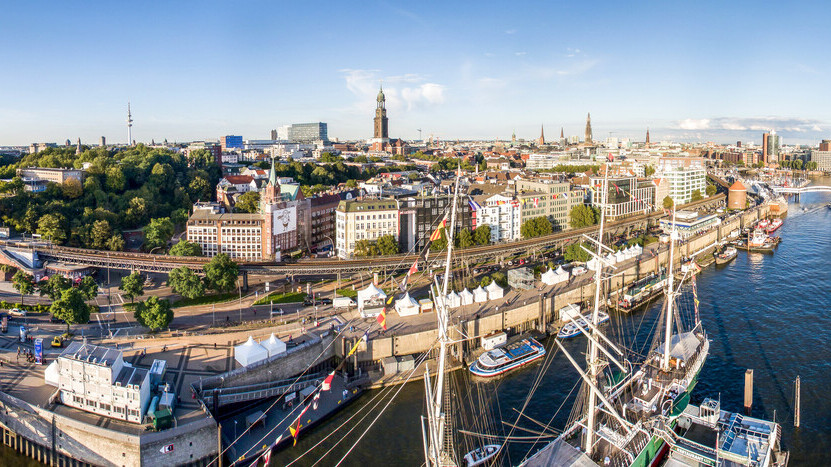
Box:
171, 293, 237, 308
336, 288, 357, 298
253, 291, 306, 305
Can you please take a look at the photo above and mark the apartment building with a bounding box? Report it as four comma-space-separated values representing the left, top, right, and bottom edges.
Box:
186, 211, 266, 260
335, 199, 400, 259
657, 157, 706, 204
398, 194, 473, 253
471, 193, 521, 242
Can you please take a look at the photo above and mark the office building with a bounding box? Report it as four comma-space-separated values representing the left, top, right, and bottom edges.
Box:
277, 123, 328, 143
185, 141, 222, 167
515, 179, 586, 229
335, 199, 400, 259
589, 176, 655, 219
762, 131, 780, 165
44, 342, 151, 424
657, 157, 707, 204
810, 149, 831, 171
220, 135, 243, 150
186, 211, 266, 260
17, 167, 85, 192
398, 195, 473, 253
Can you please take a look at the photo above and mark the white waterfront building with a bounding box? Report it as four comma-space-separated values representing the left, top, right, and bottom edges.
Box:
45, 342, 151, 424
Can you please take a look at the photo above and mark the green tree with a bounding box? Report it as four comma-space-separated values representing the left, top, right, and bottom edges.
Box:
203, 253, 239, 293
169, 240, 203, 256
346, 179, 358, 188
61, 178, 83, 199
12, 270, 34, 305
521, 216, 553, 239
90, 220, 113, 250
564, 242, 591, 262
644, 165, 656, 177
119, 272, 145, 304
663, 195, 674, 210
705, 184, 717, 196
568, 205, 599, 229
792, 159, 803, 170
168, 266, 204, 300
40, 274, 71, 301
77, 276, 99, 300
473, 225, 491, 245
235, 191, 260, 213
456, 228, 474, 248
145, 217, 174, 250
353, 239, 379, 257
37, 213, 67, 243
376, 235, 399, 255
134, 296, 173, 331
50, 287, 90, 334
480, 276, 492, 287
491, 271, 508, 288
106, 234, 125, 251
691, 189, 703, 202
430, 228, 448, 252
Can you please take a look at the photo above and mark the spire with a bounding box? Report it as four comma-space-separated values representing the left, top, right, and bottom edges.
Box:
585, 112, 593, 144
268, 154, 278, 186
646, 127, 650, 145
561, 127, 564, 138
538, 124, 545, 145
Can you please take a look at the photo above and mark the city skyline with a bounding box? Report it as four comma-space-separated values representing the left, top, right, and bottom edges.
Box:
2, 1, 831, 145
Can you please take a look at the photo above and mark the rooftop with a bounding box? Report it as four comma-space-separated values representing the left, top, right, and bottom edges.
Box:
60, 342, 122, 367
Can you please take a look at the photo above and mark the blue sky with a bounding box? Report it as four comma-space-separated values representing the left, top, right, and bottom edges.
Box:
2, 0, 830, 146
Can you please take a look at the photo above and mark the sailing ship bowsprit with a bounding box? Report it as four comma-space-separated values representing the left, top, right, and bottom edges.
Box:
522, 171, 788, 467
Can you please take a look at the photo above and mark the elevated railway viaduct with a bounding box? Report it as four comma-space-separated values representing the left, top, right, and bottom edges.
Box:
25, 195, 725, 276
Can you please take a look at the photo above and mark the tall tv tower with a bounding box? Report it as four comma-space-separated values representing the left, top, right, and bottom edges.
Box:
127, 102, 133, 146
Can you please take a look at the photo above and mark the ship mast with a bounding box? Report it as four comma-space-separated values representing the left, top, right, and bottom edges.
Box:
661, 203, 678, 371
584, 162, 609, 455
425, 170, 461, 467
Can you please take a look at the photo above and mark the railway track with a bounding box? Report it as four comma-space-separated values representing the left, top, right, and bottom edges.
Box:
14, 194, 724, 274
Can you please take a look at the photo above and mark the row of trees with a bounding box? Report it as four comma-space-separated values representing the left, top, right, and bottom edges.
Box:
779, 159, 818, 171
167, 253, 240, 299
429, 225, 492, 252
354, 235, 399, 257
0, 145, 220, 250
11, 271, 98, 333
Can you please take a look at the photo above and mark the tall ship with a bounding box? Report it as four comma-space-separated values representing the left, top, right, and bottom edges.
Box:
521, 169, 788, 467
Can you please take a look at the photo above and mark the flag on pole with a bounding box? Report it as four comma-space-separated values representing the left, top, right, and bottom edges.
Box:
429, 216, 447, 242
607, 153, 614, 162
376, 309, 387, 330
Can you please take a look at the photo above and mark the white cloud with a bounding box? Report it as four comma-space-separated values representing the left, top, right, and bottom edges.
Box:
672, 116, 823, 133
339, 69, 445, 112
678, 118, 711, 130
515, 51, 527, 56
505, 29, 517, 34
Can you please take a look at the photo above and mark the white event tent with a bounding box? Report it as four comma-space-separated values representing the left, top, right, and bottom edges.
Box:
357, 283, 387, 318
459, 288, 474, 306
486, 281, 504, 300
395, 293, 420, 317
473, 286, 488, 303
260, 333, 287, 357
235, 336, 269, 367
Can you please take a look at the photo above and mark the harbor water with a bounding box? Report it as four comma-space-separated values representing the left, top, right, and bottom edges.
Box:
272, 184, 831, 466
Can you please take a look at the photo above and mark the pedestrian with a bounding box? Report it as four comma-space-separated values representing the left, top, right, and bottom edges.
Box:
213, 342, 217, 349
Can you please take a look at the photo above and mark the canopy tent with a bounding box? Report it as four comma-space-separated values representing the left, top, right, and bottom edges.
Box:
446, 291, 461, 309
587, 258, 602, 271
459, 288, 474, 306
395, 292, 420, 317
540, 268, 559, 286
605, 252, 617, 265
654, 332, 700, 362
614, 250, 626, 263
235, 336, 269, 367
485, 280, 504, 300
631, 244, 643, 255
357, 283, 387, 318
260, 333, 287, 357
473, 286, 488, 303
554, 265, 568, 276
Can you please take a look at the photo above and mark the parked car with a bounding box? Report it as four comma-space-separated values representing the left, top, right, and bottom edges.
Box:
9, 308, 26, 317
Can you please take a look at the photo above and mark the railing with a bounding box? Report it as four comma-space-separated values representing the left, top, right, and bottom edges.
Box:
201, 372, 324, 406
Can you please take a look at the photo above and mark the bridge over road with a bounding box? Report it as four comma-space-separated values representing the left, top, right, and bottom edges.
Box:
22, 195, 725, 275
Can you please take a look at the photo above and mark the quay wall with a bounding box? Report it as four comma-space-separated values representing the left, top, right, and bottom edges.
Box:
0, 390, 217, 467
345, 204, 769, 365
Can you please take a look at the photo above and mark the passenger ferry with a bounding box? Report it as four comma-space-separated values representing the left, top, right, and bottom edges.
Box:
557, 311, 610, 338
469, 338, 546, 377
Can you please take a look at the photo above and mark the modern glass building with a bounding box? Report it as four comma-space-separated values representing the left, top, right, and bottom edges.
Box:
220, 135, 243, 149
278, 123, 328, 143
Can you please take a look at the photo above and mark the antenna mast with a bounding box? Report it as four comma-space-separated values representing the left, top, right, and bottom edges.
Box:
127, 102, 133, 146
661, 204, 679, 371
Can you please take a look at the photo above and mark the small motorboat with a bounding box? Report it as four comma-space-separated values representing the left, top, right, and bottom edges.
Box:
558, 311, 610, 338
765, 218, 783, 233
714, 246, 737, 265
463, 444, 501, 466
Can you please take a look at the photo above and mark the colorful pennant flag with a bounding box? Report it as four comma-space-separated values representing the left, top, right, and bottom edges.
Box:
322, 372, 335, 391
376, 308, 387, 330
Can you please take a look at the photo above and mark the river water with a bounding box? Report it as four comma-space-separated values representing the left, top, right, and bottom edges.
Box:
273, 183, 831, 467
